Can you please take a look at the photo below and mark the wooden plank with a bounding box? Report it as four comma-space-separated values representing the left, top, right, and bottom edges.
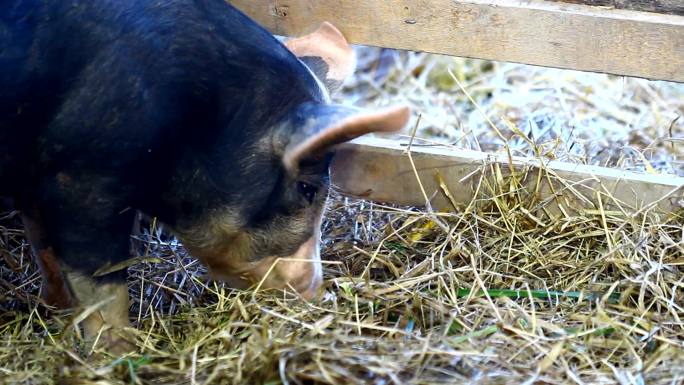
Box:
229, 0, 684, 82
330, 137, 684, 215
546, 0, 684, 16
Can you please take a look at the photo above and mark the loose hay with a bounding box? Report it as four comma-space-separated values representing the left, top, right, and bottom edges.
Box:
1, 50, 683, 384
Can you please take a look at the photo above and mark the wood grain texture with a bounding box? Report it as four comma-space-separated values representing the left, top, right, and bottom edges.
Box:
545, 0, 684, 16
229, 0, 684, 82
330, 137, 684, 215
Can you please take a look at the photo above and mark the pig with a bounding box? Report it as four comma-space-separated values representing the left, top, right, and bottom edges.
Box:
0, 0, 409, 347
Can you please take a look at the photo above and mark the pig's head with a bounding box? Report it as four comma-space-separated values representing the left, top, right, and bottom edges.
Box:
168, 23, 409, 299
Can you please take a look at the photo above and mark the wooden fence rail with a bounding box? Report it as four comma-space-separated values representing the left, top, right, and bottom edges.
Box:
331, 138, 684, 215
230, 0, 684, 82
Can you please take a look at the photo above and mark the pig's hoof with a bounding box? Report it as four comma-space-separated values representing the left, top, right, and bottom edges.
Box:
90, 328, 137, 356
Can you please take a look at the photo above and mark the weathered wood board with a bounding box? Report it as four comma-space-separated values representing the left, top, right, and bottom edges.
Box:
330, 137, 684, 216
229, 0, 684, 82
546, 0, 684, 16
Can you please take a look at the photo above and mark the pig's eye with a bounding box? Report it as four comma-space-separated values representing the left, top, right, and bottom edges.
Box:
296, 181, 318, 204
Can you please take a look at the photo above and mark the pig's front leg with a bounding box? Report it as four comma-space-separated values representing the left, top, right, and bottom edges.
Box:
62, 268, 131, 351
35, 172, 136, 352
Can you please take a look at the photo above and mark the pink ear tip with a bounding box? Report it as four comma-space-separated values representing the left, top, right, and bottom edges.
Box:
317, 21, 348, 44
382, 104, 412, 132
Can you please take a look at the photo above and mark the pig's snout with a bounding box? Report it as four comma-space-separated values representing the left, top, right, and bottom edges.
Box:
209, 237, 323, 299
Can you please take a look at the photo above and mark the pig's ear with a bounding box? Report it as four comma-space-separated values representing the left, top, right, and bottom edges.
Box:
285, 22, 355, 93
282, 103, 411, 172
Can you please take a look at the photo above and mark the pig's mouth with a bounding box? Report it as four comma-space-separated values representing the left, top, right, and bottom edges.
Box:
202, 237, 323, 299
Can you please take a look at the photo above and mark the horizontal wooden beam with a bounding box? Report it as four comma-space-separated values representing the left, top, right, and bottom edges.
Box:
545, 0, 684, 16
330, 137, 684, 216
229, 0, 684, 83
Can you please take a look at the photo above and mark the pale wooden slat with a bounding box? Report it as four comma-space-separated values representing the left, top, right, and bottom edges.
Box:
330, 137, 684, 215
229, 0, 684, 82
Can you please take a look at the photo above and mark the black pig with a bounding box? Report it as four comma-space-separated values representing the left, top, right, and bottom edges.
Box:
0, 0, 409, 347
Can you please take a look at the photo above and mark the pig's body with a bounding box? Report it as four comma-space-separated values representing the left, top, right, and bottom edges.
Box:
1, 0, 323, 271
0, 0, 408, 348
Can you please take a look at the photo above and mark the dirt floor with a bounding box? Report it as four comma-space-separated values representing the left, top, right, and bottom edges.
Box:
1, 48, 683, 384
